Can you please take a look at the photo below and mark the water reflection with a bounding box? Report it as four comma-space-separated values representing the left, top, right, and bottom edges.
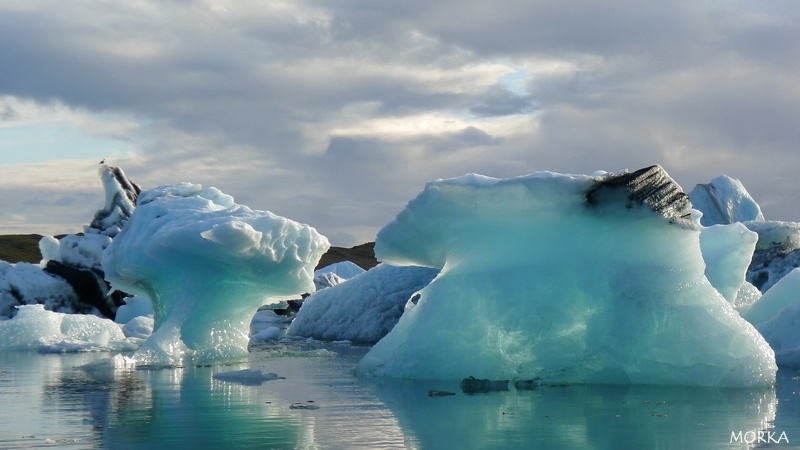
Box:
1, 349, 799, 449
368, 377, 789, 449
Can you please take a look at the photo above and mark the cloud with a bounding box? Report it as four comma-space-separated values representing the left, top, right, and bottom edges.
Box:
0, 0, 799, 245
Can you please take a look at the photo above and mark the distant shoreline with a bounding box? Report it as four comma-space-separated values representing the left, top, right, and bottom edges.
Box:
0, 234, 378, 270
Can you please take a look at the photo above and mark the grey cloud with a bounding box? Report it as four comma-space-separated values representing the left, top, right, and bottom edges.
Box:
469, 86, 536, 117
1, 0, 799, 245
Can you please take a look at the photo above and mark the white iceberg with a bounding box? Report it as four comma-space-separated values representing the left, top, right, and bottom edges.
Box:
740, 268, 800, 368
688, 174, 764, 226
0, 304, 133, 352
745, 220, 800, 292
696, 218, 760, 306
355, 166, 776, 387
288, 263, 438, 343
212, 368, 285, 385
102, 182, 329, 366
0, 165, 140, 320
0, 261, 80, 317
314, 261, 366, 280
733, 267, 800, 367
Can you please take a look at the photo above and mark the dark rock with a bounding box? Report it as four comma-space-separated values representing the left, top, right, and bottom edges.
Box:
427, 390, 456, 397
42, 260, 123, 319
287, 299, 304, 312
513, 379, 541, 390
586, 165, 694, 227
748, 244, 800, 292
460, 376, 509, 394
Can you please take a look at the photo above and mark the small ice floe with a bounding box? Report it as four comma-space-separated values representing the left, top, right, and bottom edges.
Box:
460, 376, 509, 394
78, 354, 137, 372
212, 369, 285, 386
427, 390, 456, 397
45, 438, 79, 445
332, 340, 351, 346
251, 326, 282, 341
251, 309, 293, 324
290, 401, 320, 410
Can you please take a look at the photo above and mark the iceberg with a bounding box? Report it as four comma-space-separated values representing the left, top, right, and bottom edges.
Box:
745, 220, 800, 292
742, 266, 800, 324
688, 175, 764, 226
687, 173, 800, 295
102, 182, 329, 365
738, 267, 800, 367
0, 261, 80, 318
356, 165, 776, 387
0, 304, 133, 352
314, 261, 366, 280
0, 165, 141, 320
752, 270, 800, 368
288, 263, 439, 343
696, 218, 759, 306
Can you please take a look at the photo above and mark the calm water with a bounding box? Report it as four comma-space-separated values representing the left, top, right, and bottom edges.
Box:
1, 341, 799, 449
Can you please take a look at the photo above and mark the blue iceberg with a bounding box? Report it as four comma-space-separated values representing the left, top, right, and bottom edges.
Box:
356, 166, 776, 387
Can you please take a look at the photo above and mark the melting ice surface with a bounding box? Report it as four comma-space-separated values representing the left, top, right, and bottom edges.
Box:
101, 182, 329, 365
356, 166, 777, 387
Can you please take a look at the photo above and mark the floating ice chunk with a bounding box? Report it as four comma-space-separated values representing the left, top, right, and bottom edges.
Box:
41, 233, 112, 271
122, 315, 154, 339
79, 354, 137, 372
0, 304, 130, 352
0, 262, 80, 317
213, 369, 285, 385
114, 296, 154, 325
757, 306, 800, 368
313, 272, 346, 290
102, 183, 329, 366
740, 269, 800, 367
252, 326, 282, 341
251, 309, 293, 324
290, 402, 320, 410
741, 269, 800, 327
356, 166, 776, 387
745, 220, 800, 292
314, 261, 366, 280
697, 219, 759, 304
689, 175, 764, 226
288, 264, 438, 344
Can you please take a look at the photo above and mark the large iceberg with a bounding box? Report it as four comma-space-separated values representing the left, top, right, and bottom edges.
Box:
356, 166, 776, 387
102, 182, 329, 365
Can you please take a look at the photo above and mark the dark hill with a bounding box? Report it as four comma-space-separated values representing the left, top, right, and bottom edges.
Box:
0, 234, 50, 264
0, 234, 378, 270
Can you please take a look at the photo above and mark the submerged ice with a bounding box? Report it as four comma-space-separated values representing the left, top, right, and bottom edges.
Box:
356, 166, 776, 387
102, 182, 329, 365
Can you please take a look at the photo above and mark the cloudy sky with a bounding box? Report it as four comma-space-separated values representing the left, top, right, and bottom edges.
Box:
1, 0, 798, 246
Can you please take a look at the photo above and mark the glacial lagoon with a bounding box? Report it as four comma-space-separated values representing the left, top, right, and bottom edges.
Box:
2, 338, 800, 450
